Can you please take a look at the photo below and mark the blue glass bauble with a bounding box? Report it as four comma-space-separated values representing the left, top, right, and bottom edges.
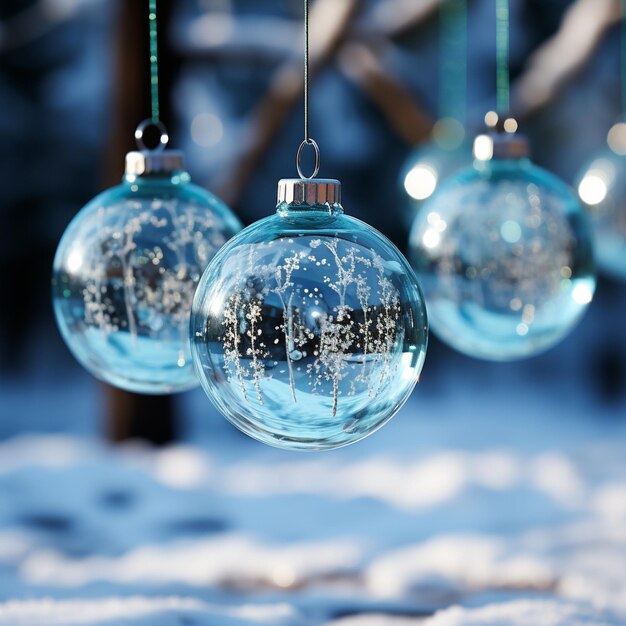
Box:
409, 131, 596, 361
52, 151, 242, 394
190, 179, 428, 450
399, 120, 473, 228
576, 122, 626, 281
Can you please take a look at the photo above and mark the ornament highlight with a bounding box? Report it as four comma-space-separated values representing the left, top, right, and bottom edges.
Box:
400, 119, 473, 227
191, 178, 428, 450
576, 121, 626, 281
53, 140, 241, 394
409, 120, 596, 361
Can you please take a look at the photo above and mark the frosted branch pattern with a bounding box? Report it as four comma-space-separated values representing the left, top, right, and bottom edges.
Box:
218, 239, 402, 417
53, 185, 241, 394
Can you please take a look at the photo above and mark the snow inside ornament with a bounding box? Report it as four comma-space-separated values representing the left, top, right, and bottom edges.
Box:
53, 123, 242, 394
576, 121, 626, 281
409, 117, 596, 361
190, 176, 428, 450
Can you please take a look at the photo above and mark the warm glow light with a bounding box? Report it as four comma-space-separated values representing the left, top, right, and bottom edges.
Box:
427, 212, 441, 226
503, 118, 518, 133
578, 173, 608, 205
572, 283, 593, 305
422, 229, 441, 249
484, 111, 499, 128
608, 122, 626, 155
67, 249, 83, 273
404, 165, 438, 200
427, 212, 447, 232
473, 135, 494, 161
191, 112, 224, 148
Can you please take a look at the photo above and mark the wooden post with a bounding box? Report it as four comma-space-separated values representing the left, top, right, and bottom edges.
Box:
104, 0, 176, 445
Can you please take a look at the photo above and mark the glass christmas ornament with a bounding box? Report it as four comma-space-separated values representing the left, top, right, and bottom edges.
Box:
191, 178, 428, 450
409, 124, 596, 361
53, 139, 242, 394
576, 122, 626, 281
400, 119, 473, 227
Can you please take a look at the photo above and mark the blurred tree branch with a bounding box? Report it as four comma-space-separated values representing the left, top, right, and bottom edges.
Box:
175, 14, 299, 61
338, 42, 433, 145
513, 0, 622, 117
216, 0, 447, 206
365, 0, 441, 39
177, 0, 444, 58
217, 0, 362, 206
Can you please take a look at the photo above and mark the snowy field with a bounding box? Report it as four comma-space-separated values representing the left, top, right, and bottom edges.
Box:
0, 360, 625, 626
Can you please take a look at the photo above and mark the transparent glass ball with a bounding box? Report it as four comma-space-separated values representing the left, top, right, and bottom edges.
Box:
409, 139, 596, 361
399, 120, 473, 229
52, 152, 242, 394
191, 179, 428, 450
576, 123, 626, 281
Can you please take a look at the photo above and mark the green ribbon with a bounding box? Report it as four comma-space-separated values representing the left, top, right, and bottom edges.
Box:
495, 0, 510, 115
622, 0, 626, 118
439, 0, 468, 123
149, 0, 160, 123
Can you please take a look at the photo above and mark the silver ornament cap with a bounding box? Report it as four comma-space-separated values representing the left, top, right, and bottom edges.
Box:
277, 178, 342, 208
474, 112, 530, 161
125, 150, 185, 176
473, 134, 530, 161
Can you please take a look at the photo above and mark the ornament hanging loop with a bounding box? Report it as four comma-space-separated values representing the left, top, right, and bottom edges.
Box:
297, 138, 321, 180
297, 0, 319, 180
135, 118, 169, 153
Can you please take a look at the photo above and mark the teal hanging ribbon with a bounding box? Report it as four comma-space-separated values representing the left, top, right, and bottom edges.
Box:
495, 0, 510, 115
622, 0, 626, 118
149, 0, 160, 123
439, 0, 468, 123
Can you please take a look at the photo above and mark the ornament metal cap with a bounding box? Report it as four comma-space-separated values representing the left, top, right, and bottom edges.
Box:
277, 178, 342, 208
474, 113, 530, 161
473, 134, 530, 161
125, 150, 185, 176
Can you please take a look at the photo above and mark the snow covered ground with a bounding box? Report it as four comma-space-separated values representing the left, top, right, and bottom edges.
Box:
0, 364, 625, 625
